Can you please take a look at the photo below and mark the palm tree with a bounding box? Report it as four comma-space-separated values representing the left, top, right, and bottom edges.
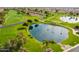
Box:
19, 47, 28, 52
3, 39, 17, 52
3, 32, 27, 52
43, 40, 56, 47
42, 40, 55, 52
43, 40, 49, 46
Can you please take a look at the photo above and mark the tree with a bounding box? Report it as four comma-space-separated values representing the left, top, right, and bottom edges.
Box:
4, 10, 25, 25
34, 8, 38, 12
34, 24, 39, 27
2, 32, 27, 52
18, 27, 26, 30
74, 26, 79, 29
27, 19, 32, 23
40, 10, 43, 13
26, 12, 30, 16
76, 13, 79, 16
0, 19, 3, 24
44, 11, 49, 14
55, 9, 58, 13
22, 23, 28, 26
34, 19, 39, 22
69, 12, 73, 15
43, 40, 50, 46
29, 26, 33, 30
18, 47, 27, 52
43, 40, 56, 48
42, 40, 56, 52
49, 40, 56, 44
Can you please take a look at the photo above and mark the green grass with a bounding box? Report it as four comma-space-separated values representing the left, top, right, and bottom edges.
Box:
0, 24, 22, 46
1, 9, 79, 52
48, 43, 63, 52
45, 12, 79, 46
4, 10, 25, 25
62, 29, 79, 46
24, 38, 43, 52
0, 9, 43, 51
20, 30, 43, 52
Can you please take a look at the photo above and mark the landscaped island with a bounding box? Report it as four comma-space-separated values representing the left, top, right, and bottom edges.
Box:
0, 8, 79, 52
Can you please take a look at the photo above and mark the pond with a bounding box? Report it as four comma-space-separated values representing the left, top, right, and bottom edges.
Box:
29, 24, 68, 43
60, 16, 79, 23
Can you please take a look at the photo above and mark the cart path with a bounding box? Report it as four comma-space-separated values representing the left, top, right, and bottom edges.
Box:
0, 22, 24, 28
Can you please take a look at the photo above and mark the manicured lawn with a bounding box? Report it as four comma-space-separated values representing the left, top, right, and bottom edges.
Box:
45, 12, 79, 46
1, 9, 79, 52
0, 10, 43, 51
0, 24, 21, 46
4, 10, 25, 25
24, 38, 43, 52
48, 43, 63, 52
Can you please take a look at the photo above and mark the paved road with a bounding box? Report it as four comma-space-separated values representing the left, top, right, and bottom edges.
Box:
64, 44, 79, 52
68, 46, 79, 52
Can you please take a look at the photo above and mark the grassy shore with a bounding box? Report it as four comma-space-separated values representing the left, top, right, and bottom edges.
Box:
0, 9, 79, 52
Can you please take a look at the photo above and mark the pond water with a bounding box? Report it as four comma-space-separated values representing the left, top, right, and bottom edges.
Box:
60, 16, 79, 23
29, 24, 68, 43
